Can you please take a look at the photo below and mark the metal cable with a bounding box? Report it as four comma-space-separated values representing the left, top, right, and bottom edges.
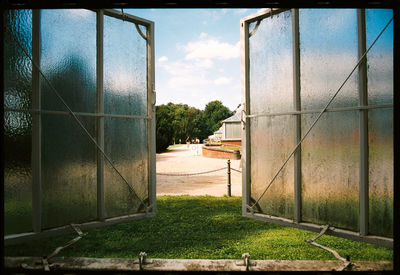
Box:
157, 167, 226, 176
6, 25, 146, 207
251, 16, 393, 209
231, 168, 242, 173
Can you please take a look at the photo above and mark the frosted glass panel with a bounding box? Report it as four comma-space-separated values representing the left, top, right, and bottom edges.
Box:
4, 10, 33, 235
368, 108, 393, 237
249, 10, 293, 114
4, 10, 32, 111
40, 9, 96, 113
250, 116, 294, 218
225, 123, 241, 139
301, 112, 359, 231
299, 9, 358, 110
104, 16, 147, 116
4, 112, 33, 234
366, 9, 393, 105
104, 118, 148, 218
41, 114, 97, 229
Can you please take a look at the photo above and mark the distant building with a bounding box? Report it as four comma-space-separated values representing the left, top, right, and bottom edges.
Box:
208, 125, 223, 143
221, 108, 242, 146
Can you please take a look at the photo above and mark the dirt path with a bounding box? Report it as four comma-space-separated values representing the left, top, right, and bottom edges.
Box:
156, 144, 242, 197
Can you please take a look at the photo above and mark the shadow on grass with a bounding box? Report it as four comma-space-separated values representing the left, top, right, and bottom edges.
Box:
4, 196, 393, 261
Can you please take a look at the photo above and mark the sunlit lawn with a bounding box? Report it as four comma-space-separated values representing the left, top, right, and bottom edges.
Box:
4, 196, 393, 261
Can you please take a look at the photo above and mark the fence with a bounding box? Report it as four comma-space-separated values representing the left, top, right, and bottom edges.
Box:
156, 159, 242, 197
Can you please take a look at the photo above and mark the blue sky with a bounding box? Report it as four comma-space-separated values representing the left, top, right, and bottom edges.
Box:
127, 8, 261, 111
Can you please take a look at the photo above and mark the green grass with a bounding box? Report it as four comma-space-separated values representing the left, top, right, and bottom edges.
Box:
167, 144, 184, 150
220, 145, 241, 151
4, 196, 393, 261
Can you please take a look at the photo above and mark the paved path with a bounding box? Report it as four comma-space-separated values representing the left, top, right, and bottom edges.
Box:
156, 144, 242, 197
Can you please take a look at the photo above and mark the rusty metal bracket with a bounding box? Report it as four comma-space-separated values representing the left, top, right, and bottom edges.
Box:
306, 225, 353, 271
236, 253, 256, 271
138, 252, 154, 270
241, 109, 246, 130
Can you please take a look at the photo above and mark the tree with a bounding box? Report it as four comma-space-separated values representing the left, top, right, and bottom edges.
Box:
203, 100, 233, 134
155, 101, 232, 152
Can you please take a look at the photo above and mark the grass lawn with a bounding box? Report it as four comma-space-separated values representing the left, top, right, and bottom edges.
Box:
167, 144, 184, 150
4, 196, 393, 261
220, 145, 241, 151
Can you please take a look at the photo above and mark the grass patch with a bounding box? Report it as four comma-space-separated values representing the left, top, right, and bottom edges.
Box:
4, 196, 393, 261
220, 145, 241, 151
167, 144, 184, 150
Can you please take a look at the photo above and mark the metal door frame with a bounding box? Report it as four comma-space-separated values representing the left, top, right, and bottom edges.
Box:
240, 8, 393, 248
4, 8, 156, 245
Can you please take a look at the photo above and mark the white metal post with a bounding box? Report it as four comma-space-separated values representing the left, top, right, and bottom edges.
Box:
96, 10, 105, 221
32, 9, 42, 233
292, 9, 302, 223
147, 21, 156, 216
357, 9, 369, 236
241, 19, 251, 215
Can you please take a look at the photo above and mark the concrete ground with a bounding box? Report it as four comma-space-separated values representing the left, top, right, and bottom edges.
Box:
156, 144, 242, 197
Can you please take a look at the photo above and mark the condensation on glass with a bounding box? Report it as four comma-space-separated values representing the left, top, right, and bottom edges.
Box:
366, 9, 393, 238
40, 9, 98, 229
104, 118, 148, 218
250, 116, 295, 218
4, 9, 33, 235
40, 9, 97, 113
301, 112, 360, 231
299, 9, 360, 231
249, 11, 293, 114
104, 15, 147, 116
103, 15, 149, 219
249, 10, 294, 218
244, 8, 393, 241
299, 9, 359, 110
4, 9, 153, 236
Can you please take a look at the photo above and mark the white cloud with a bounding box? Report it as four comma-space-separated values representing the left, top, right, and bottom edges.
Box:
184, 39, 240, 60
158, 56, 168, 62
196, 59, 213, 68
168, 76, 210, 89
199, 32, 208, 38
214, 77, 232, 85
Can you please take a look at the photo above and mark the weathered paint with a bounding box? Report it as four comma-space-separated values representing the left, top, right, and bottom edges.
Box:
5, 257, 393, 272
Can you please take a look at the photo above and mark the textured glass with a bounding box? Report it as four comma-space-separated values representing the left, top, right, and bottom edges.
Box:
104, 118, 148, 218
299, 9, 358, 110
368, 108, 393, 237
366, 9, 393, 105
249, 11, 293, 114
4, 10, 33, 235
225, 123, 241, 139
40, 9, 96, 113
41, 114, 97, 229
104, 15, 147, 116
301, 111, 359, 231
250, 116, 294, 218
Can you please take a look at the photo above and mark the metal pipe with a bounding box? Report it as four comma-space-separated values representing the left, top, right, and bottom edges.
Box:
357, 8, 369, 236
31, 9, 42, 233
96, 9, 105, 221
227, 160, 231, 197
292, 8, 302, 223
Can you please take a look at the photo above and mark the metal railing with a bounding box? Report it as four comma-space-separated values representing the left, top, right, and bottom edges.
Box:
156, 160, 242, 197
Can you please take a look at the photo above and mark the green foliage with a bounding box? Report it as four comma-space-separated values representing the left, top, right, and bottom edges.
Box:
203, 100, 233, 133
4, 196, 393, 261
156, 101, 233, 152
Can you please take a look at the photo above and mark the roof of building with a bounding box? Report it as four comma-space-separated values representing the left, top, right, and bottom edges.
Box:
222, 108, 241, 123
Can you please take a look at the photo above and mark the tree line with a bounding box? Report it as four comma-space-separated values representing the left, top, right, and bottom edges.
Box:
156, 100, 233, 152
